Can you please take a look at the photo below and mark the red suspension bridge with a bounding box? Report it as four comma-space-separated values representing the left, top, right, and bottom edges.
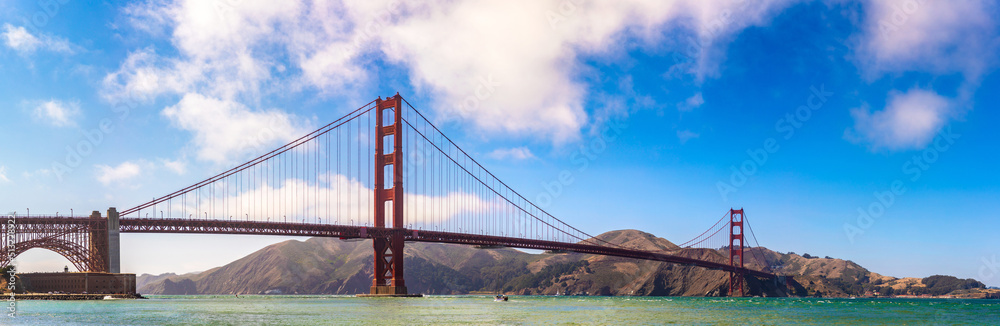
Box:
3, 94, 775, 297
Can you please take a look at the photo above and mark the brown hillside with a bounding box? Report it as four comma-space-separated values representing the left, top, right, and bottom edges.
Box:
137, 229, 982, 298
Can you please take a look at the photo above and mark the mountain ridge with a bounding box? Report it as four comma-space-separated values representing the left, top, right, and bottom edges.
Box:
136, 229, 994, 298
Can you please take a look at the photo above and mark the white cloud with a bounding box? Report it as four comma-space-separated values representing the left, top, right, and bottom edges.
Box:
22, 168, 52, 181
0, 166, 10, 183
846, 89, 953, 151
677, 130, 700, 144
96, 161, 144, 186
162, 93, 309, 164
858, 0, 996, 80
32, 99, 81, 127
103, 0, 308, 104
2, 24, 75, 54
162, 158, 187, 175
847, 1, 994, 152
101, 48, 191, 103
107, 0, 798, 146
2, 24, 40, 52
488, 147, 536, 161
101, 46, 262, 104
677, 92, 704, 112
379, 0, 796, 142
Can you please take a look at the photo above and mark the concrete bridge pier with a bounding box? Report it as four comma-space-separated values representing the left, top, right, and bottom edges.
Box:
107, 207, 120, 273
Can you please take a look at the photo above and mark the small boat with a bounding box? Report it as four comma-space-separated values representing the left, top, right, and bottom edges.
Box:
103, 295, 120, 300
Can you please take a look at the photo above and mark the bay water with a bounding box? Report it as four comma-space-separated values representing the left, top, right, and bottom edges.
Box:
7, 295, 998, 325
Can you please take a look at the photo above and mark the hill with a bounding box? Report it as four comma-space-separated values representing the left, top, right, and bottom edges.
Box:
138, 238, 537, 295
137, 230, 988, 297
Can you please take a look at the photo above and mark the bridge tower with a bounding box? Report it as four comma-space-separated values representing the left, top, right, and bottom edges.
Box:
729, 208, 745, 297
370, 94, 409, 295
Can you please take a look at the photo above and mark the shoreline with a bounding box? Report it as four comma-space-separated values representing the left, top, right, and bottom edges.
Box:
11, 293, 145, 300
138, 293, 1000, 300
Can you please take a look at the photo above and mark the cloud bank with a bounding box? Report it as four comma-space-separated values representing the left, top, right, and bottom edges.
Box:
848, 0, 997, 151
106, 0, 799, 159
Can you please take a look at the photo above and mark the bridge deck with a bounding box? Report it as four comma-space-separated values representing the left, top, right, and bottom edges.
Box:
115, 218, 774, 278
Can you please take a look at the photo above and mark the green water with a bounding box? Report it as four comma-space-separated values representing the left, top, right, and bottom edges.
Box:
6, 295, 998, 325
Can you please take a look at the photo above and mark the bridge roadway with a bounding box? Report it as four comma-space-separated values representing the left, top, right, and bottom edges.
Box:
114, 217, 775, 279
4, 216, 772, 278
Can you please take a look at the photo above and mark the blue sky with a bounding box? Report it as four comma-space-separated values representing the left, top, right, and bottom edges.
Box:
2, 1, 999, 286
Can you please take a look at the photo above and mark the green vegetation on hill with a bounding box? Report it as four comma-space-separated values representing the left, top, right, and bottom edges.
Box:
1, 265, 25, 293
867, 275, 985, 297
916, 275, 985, 296
477, 258, 532, 292
505, 261, 588, 292
404, 257, 479, 294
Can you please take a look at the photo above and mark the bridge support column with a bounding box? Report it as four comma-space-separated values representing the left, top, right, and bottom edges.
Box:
88, 211, 109, 273
107, 207, 120, 273
729, 208, 745, 297
367, 94, 412, 296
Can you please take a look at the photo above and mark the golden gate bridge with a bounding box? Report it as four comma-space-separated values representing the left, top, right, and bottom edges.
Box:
2, 94, 776, 297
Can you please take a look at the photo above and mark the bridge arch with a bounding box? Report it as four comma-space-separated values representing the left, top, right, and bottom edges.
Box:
1, 238, 98, 272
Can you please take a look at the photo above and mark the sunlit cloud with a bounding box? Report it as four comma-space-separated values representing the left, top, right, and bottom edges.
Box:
96, 161, 144, 186
845, 89, 954, 151
31, 99, 82, 127
488, 147, 536, 161
2, 23, 75, 54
